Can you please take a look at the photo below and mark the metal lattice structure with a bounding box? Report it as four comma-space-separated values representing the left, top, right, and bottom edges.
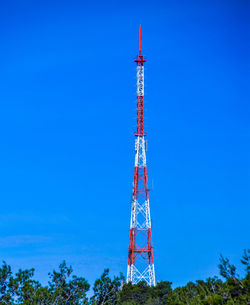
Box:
127, 26, 156, 287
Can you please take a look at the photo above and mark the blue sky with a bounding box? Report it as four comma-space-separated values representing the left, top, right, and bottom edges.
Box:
0, 0, 249, 288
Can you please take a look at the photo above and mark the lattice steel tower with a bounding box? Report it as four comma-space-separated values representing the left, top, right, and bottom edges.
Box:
127, 26, 156, 286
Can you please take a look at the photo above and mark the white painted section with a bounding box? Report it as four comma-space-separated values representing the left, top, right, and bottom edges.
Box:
127, 264, 156, 286
134, 136, 146, 167
136, 66, 144, 96
130, 199, 137, 229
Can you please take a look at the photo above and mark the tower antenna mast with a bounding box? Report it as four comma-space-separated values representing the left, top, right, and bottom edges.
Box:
127, 26, 156, 286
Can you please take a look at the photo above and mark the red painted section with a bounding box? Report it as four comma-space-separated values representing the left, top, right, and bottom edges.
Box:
139, 26, 142, 54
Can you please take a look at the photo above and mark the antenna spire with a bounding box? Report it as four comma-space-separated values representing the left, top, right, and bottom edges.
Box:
139, 25, 142, 55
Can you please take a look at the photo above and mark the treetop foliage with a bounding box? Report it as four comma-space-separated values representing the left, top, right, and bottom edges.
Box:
0, 250, 249, 304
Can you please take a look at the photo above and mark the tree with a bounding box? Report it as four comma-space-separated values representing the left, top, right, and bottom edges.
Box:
218, 253, 249, 303
119, 281, 151, 305
149, 281, 172, 305
13, 268, 42, 304
241, 249, 250, 276
0, 261, 14, 304
91, 269, 123, 305
0, 261, 90, 305
218, 254, 237, 280
1, 250, 250, 304
48, 260, 90, 305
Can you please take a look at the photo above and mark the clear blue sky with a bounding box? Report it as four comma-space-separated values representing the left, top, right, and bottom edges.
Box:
0, 0, 249, 288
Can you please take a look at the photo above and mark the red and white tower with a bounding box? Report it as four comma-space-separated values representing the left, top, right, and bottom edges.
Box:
127, 26, 156, 286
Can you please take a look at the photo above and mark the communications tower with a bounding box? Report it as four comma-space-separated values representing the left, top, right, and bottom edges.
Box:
127, 26, 156, 286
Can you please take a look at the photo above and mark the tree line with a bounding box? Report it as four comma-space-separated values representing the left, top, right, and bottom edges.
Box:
0, 249, 249, 304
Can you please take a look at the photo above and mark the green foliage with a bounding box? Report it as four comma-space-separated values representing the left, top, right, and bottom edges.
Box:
119, 281, 172, 305
218, 255, 237, 280
48, 260, 90, 304
119, 281, 151, 304
241, 249, 250, 275
0, 249, 249, 304
91, 268, 124, 305
0, 260, 89, 305
0, 261, 14, 304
